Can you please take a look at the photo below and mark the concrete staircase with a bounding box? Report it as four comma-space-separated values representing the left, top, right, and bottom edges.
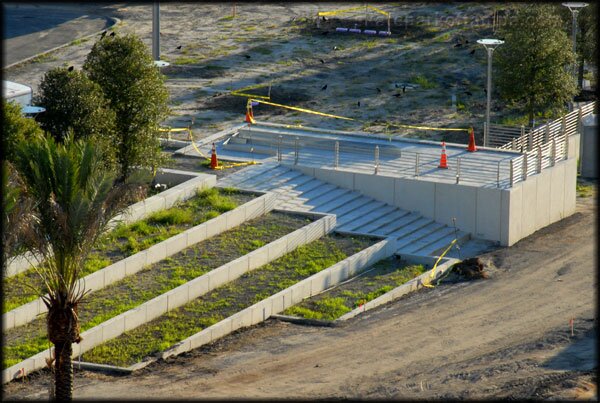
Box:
218, 162, 470, 256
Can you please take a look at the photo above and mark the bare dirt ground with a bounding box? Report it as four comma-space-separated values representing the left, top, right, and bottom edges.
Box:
3, 3, 597, 400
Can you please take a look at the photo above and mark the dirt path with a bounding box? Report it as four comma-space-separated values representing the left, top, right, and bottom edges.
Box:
4, 190, 595, 400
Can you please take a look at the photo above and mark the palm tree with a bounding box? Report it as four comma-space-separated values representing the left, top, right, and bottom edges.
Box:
13, 133, 143, 400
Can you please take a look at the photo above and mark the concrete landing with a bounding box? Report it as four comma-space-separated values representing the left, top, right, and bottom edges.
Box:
218, 162, 471, 257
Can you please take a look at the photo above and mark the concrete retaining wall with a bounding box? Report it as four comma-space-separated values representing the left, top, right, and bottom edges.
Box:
2, 212, 334, 384
2, 192, 275, 332
5, 170, 216, 278
159, 237, 395, 361
286, 149, 578, 247
337, 254, 460, 321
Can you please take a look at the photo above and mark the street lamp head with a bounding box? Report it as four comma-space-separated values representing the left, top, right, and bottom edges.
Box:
562, 3, 588, 12
477, 39, 505, 49
152, 60, 170, 68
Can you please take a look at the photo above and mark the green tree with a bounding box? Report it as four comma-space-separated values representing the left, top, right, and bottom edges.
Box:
83, 33, 170, 182
495, 4, 577, 124
13, 134, 142, 400
2, 161, 34, 268
2, 100, 43, 162
34, 67, 117, 165
556, 3, 597, 89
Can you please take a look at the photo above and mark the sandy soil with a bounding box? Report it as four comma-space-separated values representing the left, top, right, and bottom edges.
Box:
5, 2, 514, 145
3, 3, 596, 400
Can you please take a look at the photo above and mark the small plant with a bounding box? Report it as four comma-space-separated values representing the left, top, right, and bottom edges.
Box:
410, 74, 437, 89
576, 182, 593, 198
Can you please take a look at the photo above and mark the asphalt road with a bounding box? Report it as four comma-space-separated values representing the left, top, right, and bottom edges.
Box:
2, 3, 114, 67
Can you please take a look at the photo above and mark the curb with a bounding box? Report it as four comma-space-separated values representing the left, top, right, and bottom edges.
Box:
3, 16, 120, 70
270, 314, 338, 327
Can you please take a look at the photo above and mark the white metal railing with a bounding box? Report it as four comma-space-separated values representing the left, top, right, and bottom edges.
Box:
490, 101, 596, 151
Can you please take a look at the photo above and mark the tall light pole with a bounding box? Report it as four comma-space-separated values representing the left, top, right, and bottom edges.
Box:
151, 2, 169, 68
477, 39, 504, 147
562, 2, 588, 88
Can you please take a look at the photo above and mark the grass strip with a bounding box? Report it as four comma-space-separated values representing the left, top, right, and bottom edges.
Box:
2, 188, 253, 313
283, 258, 425, 321
3, 211, 311, 369
80, 234, 375, 367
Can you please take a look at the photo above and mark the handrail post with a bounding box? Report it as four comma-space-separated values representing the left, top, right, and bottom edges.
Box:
455, 157, 461, 184
544, 123, 550, 144
522, 153, 528, 180
511, 138, 516, 151
334, 141, 339, 169
577, 108, 583, 134
497, 161, 501, 188
374, 145, 380, 174
537, 146, 542, 173
527, 129, 533, 151
277, 135, 282, 162
483, 122, 488, 147
551, 138, 556, 166
415, 153, 419, 177
509, 159, 514, 187
564, 130, 569, 160
294, 136, 299, 165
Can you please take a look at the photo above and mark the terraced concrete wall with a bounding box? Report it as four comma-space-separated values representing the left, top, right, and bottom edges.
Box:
337, 253, 460, 321
2, 192, 275, 332
287, 148, 578, 247
4, 171, 216, 278
2, 212, 335, 384
159, 237, 396, 361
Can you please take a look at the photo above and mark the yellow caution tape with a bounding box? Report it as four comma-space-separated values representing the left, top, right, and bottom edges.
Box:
386, 122, 470, 132
422, 238, 457, 288
230, 83, 272, 100
250, 98, 356, 121
318, 6, 366, 17
318, 5, 389, 17
365, 5, 390, 17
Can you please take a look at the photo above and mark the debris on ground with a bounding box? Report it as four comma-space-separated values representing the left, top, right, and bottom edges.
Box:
452, 257, 489, 279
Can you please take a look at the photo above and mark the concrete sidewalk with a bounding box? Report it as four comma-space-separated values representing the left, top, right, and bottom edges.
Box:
3, 3, 117, 68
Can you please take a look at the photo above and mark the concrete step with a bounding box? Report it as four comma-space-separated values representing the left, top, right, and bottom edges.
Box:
313, 192, 364, 213
275, 182, 338, 210
386, 217, 434, 239
217, 161, 278, 187
272, 178, 324, 204
335, 200, 388, 227
326, 196, 373, 219
397, 226, 456, 255
337, 205, 398, 232
360, 209, 411, 233
249, 169, 304, 190
222, 142, 276, 156
376, 213, 423, 236
226, 164, 289, 188
394, 222, 448, 251
414, 230, 471, 257
306, 188, 351, 209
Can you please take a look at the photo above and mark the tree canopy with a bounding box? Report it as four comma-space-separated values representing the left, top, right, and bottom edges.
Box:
83, 33, 170, 181
34, 67, 118, 166
495, 4, 577, 124
2, 100, 44, 163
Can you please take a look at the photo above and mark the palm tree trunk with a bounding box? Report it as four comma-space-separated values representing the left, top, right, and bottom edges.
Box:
53, 341, 73, 401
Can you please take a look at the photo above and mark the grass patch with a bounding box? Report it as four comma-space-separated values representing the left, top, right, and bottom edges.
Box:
284, 258, 425, 321
576, 182, 593, 198
80, 234, 374, 367
2, 188, 252, 313
3, 212, 314, 368
410, 74, 437, 89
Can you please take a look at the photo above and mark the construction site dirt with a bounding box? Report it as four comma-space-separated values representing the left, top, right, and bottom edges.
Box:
2, 3, 596, 400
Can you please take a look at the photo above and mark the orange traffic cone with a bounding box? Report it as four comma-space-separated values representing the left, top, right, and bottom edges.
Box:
466, 127, 477, 152
438, 141, 449, 169
210, 143, 219, 169
245, 100, 256, 124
